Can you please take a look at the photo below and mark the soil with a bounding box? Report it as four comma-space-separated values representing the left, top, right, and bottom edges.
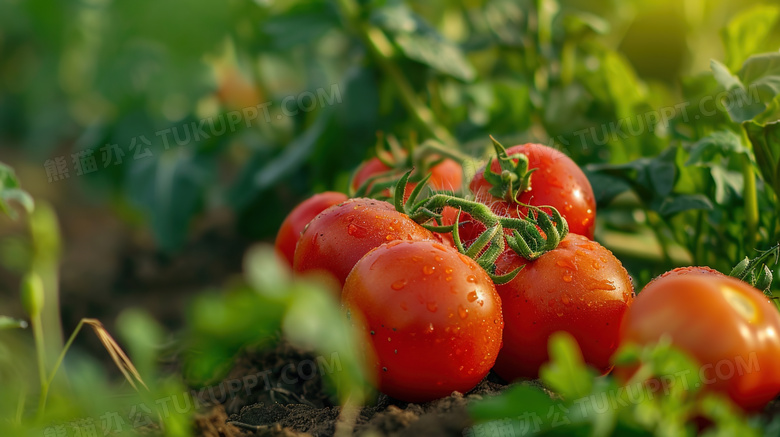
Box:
193, 341, 517, 437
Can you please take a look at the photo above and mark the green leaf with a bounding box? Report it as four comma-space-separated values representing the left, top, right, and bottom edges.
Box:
657, 194, 713, 217
125, 145, 216, 252
744, 120, 780, 195
712, 54, 780, 123
0, 316, 27, 330
468, 384, 554, 422
372, 4, 476, 82
539, 331, 595, 400
686, 130, 746, 165
0, 161, 34, 220
721, 5, 780, 71
261, 1, 340, 50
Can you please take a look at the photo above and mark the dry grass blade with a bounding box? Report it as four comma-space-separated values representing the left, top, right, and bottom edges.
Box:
83, 318, 149, 392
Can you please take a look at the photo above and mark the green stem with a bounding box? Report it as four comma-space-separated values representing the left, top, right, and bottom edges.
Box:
32, 313, 47, 417
335, 0, 456, 145
15, 385, 27, 425
645, 209, 672, 265
38, 319, 85, 416
742, 154, 759, 250
414, 140, 471, 165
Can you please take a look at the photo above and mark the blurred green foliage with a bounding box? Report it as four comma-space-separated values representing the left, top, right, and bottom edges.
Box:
1, 0, 778, 260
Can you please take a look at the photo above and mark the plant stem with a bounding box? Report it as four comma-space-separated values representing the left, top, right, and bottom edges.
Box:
335, 0, 456, 146
742, 153, 759, 250
32, 313, 47, 417
38, 319, 85, 416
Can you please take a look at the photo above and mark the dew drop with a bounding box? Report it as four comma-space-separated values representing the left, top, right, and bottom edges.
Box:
466, 275, 477, 283
467, 291, 478, 302
427, 301, 438, 312
562, 274, 573, 283
445, 267, 453, 274
556, 311, 564, 317
434, 255, 443, 263
391, 279, 407, 290
458, 305, 469, 319
423, 265, 436, 275
385, 234, 393, 241
445, 276, 453, 282
561, 295, 571, 305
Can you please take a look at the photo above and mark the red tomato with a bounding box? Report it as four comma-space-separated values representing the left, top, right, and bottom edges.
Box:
275, 192, 348, 266
492, 234, 634, 380
342, 240, 503, 402
648, 265, 725, 284
469, 143, 596, 239
352, 157, 463, 194
619, 273, 780, 411
293, 198, 436, 287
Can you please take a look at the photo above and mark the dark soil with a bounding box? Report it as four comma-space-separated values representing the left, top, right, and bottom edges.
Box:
194, 341, 517, 437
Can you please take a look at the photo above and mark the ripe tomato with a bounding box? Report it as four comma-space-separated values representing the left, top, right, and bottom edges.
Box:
343, 240, 503, 402
492, 234, 634, 380
619, 273, 780, 411
275, 192, 348, 266
648, 265, 725, 284
293, 198, 436, 287
351, 157, 463, 194
469, 143, 596, 239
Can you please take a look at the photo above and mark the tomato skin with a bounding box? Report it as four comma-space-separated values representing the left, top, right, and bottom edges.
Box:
351, 157, 463, 194
275, 192, 348, 266
293, 198, 436, 287
619, 273, 780, 411
343, 240, 503, 402
469, 143, 596, 239
492, 234, 634, 380
649, 265, 725, 284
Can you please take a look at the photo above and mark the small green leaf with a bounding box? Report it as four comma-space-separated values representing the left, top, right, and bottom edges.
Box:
0, 161, 34, 220
372, 4, 476, 81
657, 194, 713, 217
539, 331, 594, 400
468, 384, 554, 422
744, 120, 780, 195
0, 316, 28, 330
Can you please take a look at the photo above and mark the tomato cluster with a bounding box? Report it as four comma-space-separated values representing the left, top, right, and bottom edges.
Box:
273, 139, 780, 411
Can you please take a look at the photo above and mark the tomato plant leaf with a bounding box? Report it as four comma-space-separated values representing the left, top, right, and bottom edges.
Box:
539, 331, 595, 400
371, 4, 476, 82
685, 130, 746, 165
468, 384, 554, 422
261, 0, 340, 50
712, 54, 780, 123
744, 120, 780, 196
721, 5, 780, 72
657, 194, 713, 217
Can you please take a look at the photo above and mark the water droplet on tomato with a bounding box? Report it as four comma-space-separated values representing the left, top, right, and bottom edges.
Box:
466, 275, 477, 283
561, 294, 571, 305
427, 323, 435, 332
556, 311, 564, 317
589, 279, 616, 291
385, 234, 393, 241
467, 291, 478, 302
458, 305, 469, 319
427, 301, 438, 312
423, 265, 436, 275
445, 267, 453, 274
445, 276, 453, 282
434, 255, 443, 263
391, 279, 407, 290
562, 274, 573, 282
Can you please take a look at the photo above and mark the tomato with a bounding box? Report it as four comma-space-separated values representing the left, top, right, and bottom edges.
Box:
469, 143, 596, 239
351, 157, 463, 194
275, 192, 348, 266
648, 265, 725, 284
492, 234, 634, 380
293, 198, 436, 287
342, 240, 503, 402
618, 273, 780, 411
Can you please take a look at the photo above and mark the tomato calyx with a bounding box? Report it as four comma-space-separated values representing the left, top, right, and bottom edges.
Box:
481, 136, 537, 204
730, 243, 779, 295
350, 134, 468, 199
392, 170, 569, 284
